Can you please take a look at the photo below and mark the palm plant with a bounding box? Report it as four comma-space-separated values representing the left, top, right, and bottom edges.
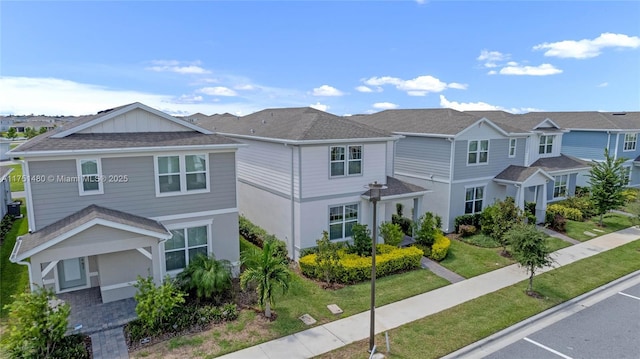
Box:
177, 254, 232, 303
240, 240, 291, 318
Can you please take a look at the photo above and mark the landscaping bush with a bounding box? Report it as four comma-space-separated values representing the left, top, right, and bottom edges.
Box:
238, 216, 288, 259
347, 223, 373, 257
454, 213, 483, 233
480, 197, 524, 252
558, 196, 595, 218
457, 224, 477, 237
380, 221, 404, 247
0, 214, 15, 243
176, 254, 232, 304
429, 233, 451, 261
415, 212, 441, 247
299, 245, 423, 284
133, 275, 186, 336
547, 203, 583, 221
545, 212, 567, 232
392, 203, 414, 236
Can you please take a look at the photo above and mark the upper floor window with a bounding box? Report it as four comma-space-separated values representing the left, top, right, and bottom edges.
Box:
623, 133, 637, 151
468, 140, 489, 165
508, 139, 517, 158
553, 175, 568, 198
464, 186, 484, 214
165, 226, 208, 272
330, 145, 362, 177
539, 135, 554, 154
329, 204, 358, 240
156, 154, 209, 196
77, 159, 103, 195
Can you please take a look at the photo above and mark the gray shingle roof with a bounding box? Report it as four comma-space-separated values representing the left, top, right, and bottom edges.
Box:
13, 204, 170, 260
361, 176, 427, 198
13, 132, 238, 152
350, 108, 484, 135
0, 166, 13, 180
531, 154, 591, 172
494, 165, 546, 182
519, 112, 640, 131
198, 107, 393, 141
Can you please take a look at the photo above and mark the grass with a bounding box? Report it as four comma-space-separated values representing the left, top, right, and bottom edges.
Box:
0, 205, 29, 318
438, 239, 514, 278
564, 213, 634, 241
317, 238, 640, 359
459, 233, 500, 248
7, 164, 23, 192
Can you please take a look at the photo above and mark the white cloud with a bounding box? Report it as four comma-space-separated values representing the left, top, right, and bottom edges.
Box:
174, 94, 203, 104
439, 95, 542, 114
309, 102, 329, 111
363, 75, 465, 96
373, 102, 398, 110
146, 60, 211, 74
499, 63, 562, 76
477, 50, 510, 68
533, 33, 640, 59
355, 85, 374, 93
597, 82, 609, 87
234, 84, 255, 90
488, 70, 498, 75
197, 86, 238, 96
312, 85, 344, 96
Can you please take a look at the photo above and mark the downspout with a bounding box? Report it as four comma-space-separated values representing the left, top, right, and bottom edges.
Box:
19, 160, 36, 232
286, 143, 295, 260
606, 131, 611, 155
10, 239, 35, 291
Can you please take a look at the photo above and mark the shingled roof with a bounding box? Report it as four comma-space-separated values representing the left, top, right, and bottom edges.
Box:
494, 165, 552, 183
519, 112, 640, 131
11, 204, 171, 261
531, 154, 591, 172
361, 176, 428, 199
198, 107, 394, 141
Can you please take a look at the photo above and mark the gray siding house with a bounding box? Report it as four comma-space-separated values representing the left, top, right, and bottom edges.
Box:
0, 166, 13, 218
8, 103, 243, 303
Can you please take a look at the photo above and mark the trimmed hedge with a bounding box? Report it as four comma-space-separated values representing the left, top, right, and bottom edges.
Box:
547, 203, 583, 221
430, 233, 451, 261
454, 213, 483, 233
238, 216, 288, 259
299, 244, 423, 284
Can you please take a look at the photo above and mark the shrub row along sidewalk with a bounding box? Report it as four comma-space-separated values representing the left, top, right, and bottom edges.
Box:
218, 226, 640, 359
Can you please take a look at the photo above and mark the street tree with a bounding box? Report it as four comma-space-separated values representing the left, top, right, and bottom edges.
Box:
6, 127, 17, 139
505, 223, 553, 294
588, 148, 627, 226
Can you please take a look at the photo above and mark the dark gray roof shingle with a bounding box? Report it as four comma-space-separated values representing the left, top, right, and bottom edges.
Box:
531, 154, 591, 172
350, 108, 483, 135
361, 176, 427, 198
13, 204, 170, 259
494, 165, 546, 182
0, 166, 13, 180
519, 112, 640, 131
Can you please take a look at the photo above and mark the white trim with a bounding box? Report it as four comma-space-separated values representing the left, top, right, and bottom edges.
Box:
89, 271, 99, 277
136, 248, 153, 260
43, 279, 55, 285
54, 256, 90, 294
41, 260, 59, 278
76, 158, 104, 196
463, 184, 486, 215
21, 160, 36, 231
161, 220, 213, 275
10, 144, 243, 158
455, 117, 510, 138
508, 138, 517, 158
622, 133, 637, 152
154, 153, 211, 197
216, 132, 398, 145
101, 281, 137, 292
328, 202, 359, 241
329, 144, 364, 178
15, 218, 171, 261
150, 208, 238, 221
466, 139, 489, 166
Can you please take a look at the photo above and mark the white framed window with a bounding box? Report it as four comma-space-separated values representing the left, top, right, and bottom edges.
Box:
623, 133, 637, 151
155, 154, 209, 196
508, 138, 517, 158
467, 140, 489, 165
329, 204, 358, 240
330, 145, 362, 177
553, 175, 568, 198
539, 135, 554, 154
464, 186, 484, 214
77, 159, 103, 195
164, 226, 209, 272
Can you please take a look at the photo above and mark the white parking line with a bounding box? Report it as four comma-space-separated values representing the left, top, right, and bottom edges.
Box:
618, 291, 640, 301
523, 337, 573, 359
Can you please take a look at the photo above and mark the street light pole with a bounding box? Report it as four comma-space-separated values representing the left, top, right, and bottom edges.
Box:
367, 181, 384, 353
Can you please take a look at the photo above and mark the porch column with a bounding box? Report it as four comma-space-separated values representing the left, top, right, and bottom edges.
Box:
151, 243, 163, 285
413, 197, 422, 223
30, 259, 44, 291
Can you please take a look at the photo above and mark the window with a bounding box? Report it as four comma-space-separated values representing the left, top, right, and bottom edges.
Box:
464, 186, 484, 214
509, 138, 517, 158
624, 133, 637, 151
622, 167, 631, 185
539, 135, 554, 154
156, 154, 208, 195
467, 140, 489, 165
165, 226, 208, 272
330, 145, 362, 177
553, 175, 568, 198
77, 159, 103, 195
329, 204, 358, 240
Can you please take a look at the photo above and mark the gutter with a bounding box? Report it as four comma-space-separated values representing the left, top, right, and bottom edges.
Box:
9, 237, 35, 291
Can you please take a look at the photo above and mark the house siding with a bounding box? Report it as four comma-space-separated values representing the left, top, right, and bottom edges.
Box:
28, 151, 237, 230
453, 139, 521, 181
395, 136, 451, 180
562, 131, 610, 161
77, 108, 191, 133
235, 139, 294, 197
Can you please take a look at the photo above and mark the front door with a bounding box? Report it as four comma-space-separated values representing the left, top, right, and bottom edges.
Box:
57, 257, 87, 290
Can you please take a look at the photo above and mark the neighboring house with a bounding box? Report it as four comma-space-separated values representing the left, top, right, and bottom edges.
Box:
0, 138, 11, 161
0, 118, 13, 132
198, 107, 427, 259
8, 102, 243, 303
352, 109, 588, 232
531, 111, 640, 187
0, 166, 13, 218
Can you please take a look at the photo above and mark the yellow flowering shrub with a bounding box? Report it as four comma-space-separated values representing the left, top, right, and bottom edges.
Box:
429, 233, 451, 261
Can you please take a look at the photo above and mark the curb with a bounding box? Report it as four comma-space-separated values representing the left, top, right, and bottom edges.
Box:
442, 269, 640, 358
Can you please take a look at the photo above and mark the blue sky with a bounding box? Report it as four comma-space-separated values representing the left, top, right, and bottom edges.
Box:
1, 1, 639, 116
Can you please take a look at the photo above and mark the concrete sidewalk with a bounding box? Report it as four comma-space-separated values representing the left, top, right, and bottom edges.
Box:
218, 226, 640, 359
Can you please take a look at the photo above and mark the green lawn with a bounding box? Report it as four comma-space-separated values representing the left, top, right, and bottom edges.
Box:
438, 239, 514, 278
317, 238, 640, 359
7, 164, 23, 192
564, 213, 634, 241
0, 205, 29, 318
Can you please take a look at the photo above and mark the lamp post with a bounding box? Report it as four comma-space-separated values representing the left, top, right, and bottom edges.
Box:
367, 181, 384, 353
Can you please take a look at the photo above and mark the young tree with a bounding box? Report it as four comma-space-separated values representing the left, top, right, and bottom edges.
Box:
505, 223, 553, 293
348, 223, 372, 256
133, 275, 186, 334
379, 221, 404, 247
415, 212, 441, 248
240, 239, 291, 318
481, 197, 524, 253
314, 230, 341, 285
6, 127, 17, 139
588, 148, 627, 226
2, 287, 70, 358
38, 126, 48, 135
177, 253, 232, 303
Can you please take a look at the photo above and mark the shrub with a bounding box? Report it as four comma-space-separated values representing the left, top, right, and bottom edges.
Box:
238, 216, 288, 259
547, 203, 583, 221
314, 231, 341, 284
176, 254, 232, 303
457, 224, 477, 237
415, 212, 441, 248
2, 287, 72, 359
380, 221, 404, 247
454, 213, 482, 232
480, 197, 524, 251
545, 212, 567, 232
558, 196, 595, 218
299, 245, 423, 284
429, 233, 451, 261
133, 276, 186, 335
347, 223, 373, 257
392, 214, 414, 236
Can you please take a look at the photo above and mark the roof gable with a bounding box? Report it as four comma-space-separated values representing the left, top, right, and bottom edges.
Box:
455, 117, 510, 139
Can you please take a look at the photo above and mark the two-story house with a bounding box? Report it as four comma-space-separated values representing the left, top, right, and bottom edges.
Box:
0, 166, 13, 218
8, 102, 243, 303
198, 107, 427, 259
352, 109, 588, 232
532, 111, 640, 187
